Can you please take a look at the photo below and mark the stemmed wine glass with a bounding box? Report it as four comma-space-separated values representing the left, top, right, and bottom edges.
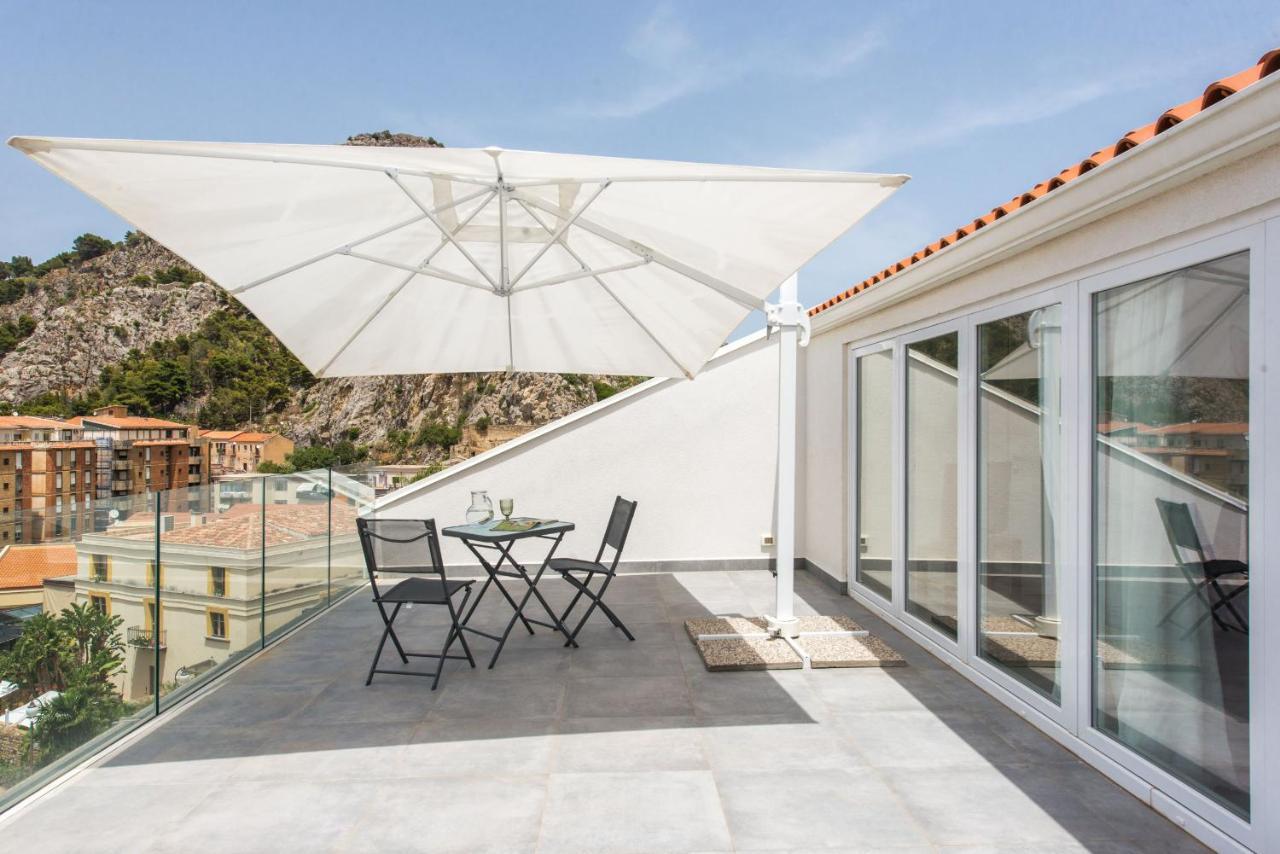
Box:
499, 498, 514, 521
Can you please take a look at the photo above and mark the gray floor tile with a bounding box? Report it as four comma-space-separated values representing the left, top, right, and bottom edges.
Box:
538, 770, 732, 854
345, 776, 546, 853
565, 675, 694, 718
715, 767, 930, 851
556, 718, 708, 772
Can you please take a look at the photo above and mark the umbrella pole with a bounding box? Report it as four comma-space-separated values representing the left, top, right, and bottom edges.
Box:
768, 274, 807, 639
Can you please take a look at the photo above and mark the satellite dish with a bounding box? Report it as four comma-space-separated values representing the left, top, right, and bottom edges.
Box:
108, 509, 120, 521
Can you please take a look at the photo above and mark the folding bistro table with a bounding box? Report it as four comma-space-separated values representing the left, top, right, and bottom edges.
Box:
442, 519, 577, 668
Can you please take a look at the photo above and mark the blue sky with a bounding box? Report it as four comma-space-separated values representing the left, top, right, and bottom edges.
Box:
2, 1, 1278, 332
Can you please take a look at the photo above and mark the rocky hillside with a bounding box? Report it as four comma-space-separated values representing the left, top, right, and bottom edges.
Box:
0, 132, 643, 467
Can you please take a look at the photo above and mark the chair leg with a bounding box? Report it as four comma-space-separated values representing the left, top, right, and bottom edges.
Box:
1211, 579, 1249, 632
591, 575, 634, 641
447, 594, 476, 669
367, 602, 403, 686
558, 582, 587, 628
563, 574, 634, 646
375, 599, 410, 663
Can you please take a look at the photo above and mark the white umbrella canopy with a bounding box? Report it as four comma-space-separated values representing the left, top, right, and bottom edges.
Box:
9, 136, 906, 380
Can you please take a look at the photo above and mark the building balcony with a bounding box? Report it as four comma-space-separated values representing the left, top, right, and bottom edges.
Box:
126, 626, 166, 649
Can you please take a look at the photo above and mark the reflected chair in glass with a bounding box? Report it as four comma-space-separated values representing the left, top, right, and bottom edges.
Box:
551, 496, 638, 646
1154, 498, 1249, 634
356, 518, 476, 689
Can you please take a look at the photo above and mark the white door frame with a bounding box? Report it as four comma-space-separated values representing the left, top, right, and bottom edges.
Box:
1074, 223, 1265, 849
964, 284, 1079, 732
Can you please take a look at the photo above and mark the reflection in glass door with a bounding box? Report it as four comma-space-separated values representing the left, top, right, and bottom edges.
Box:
1092, 251, 1250, 816
906, 331, 959, 638
977, 306, 1062, 702
855, 350, 893, 600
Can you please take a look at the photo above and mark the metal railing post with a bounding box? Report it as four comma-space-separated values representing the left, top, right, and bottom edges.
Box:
326, 468, 333, 607
153, 489, 161, 716
260, 476, 267, 650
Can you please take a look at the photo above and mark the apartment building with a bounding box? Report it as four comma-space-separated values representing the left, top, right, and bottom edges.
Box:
0, 417, 97, 544
200, 429, 294, 476
74, 406, 208, 511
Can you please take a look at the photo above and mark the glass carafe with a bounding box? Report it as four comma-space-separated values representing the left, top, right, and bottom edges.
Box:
466, 490, 494, 524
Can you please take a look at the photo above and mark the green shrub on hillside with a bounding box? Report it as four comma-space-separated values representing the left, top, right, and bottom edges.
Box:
0, 315, 36, 357
153, 265, 201, 285
17, 307, 315, 423
73, 233, 115, 262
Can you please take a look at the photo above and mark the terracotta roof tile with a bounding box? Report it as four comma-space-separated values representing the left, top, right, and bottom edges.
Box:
810, 48, 1280, 317
0, 416, 76, 430
82, 415, 194, 430
0, 545, 77, 590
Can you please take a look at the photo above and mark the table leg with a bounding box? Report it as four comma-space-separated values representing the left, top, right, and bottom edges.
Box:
493, 532, 578, 655
459, 538, 535, 635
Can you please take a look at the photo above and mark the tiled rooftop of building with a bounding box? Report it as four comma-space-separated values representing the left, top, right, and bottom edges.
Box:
98, 503, 358, 551
75, 414, 195, 430
0, 416, 76, 430
0, 544, 77, 590
200, 429, 279, 443
809, 47, 1280, 317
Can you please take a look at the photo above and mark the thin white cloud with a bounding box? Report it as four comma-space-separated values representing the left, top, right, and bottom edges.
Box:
568, 5, 888, 119
782, 49, 1242, 170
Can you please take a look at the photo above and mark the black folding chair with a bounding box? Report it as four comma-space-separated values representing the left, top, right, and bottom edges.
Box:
357, 518, 476, 689
1154, 498, 1248, 634
551, 496, 638, 646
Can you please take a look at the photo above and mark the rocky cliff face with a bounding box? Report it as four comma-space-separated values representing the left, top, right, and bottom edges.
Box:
0, 132, 639, 465
0, 237, 223, 406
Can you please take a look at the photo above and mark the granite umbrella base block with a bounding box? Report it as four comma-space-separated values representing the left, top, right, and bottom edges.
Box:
685, 616, 906, 671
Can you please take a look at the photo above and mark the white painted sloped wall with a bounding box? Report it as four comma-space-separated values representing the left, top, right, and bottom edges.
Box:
374, 333, 785, 572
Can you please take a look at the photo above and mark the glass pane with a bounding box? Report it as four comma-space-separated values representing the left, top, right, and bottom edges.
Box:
978, 305, 1063, 701
330, 467, 375, 600
1093, 251, 1250, 816
156, 478, 266, 710
261, 472, 334, 645
856, 350, 893, 600
0, 488, 155, 811
906, 331, 959, 637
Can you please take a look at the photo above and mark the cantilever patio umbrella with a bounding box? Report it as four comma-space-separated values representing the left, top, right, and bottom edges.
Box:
9, 135, 906, 632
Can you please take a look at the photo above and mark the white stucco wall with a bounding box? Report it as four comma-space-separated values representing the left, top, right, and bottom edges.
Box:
376, 336, 780, 569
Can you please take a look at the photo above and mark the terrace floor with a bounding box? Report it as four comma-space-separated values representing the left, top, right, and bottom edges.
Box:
0, 569, 1203, 853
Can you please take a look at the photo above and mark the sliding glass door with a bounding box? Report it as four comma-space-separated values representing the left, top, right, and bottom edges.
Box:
855, 349, 894, 601
977, 305, 1063, 702
905, 331, 960, 638
1092, 251, 1251, 817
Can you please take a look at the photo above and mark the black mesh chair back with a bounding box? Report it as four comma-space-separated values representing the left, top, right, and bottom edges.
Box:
1154, 498, 1248, 633
358, 518, 446, 582
355, 517, 475, 688
595, 496, 638, 571
1155, 499, 1205, 565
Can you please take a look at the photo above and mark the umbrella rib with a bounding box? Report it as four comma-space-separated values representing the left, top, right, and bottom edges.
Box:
517, 199, 692, 379
343, 250, 492, 292
508, 181, 611, 288
315, 192, 497, 377
513, 191, 762, 311
386, 171, 499, 291
510, 259, 650, 293
227, 186, 493, 296
228, 214, 426, 295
